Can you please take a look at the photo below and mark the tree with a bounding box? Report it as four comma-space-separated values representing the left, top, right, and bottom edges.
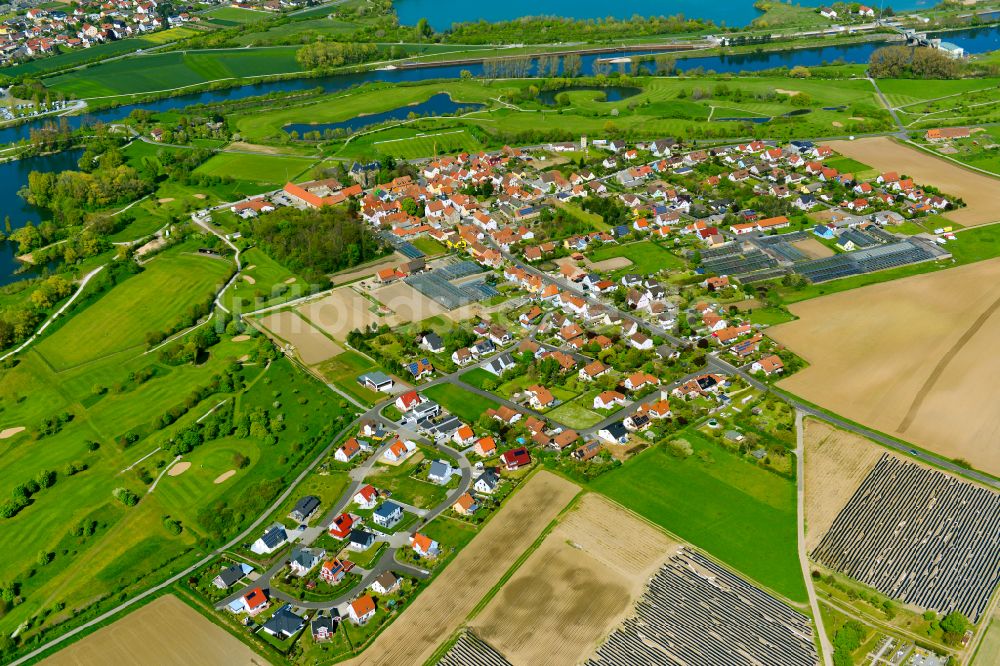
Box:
416, 17, 433, 40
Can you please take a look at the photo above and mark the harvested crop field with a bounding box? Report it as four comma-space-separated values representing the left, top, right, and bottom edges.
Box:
344, 471, 579, 666
471, 494, 677, 666
42, 594, 266, 666
588, 257, 633, 271
259, 310, 342, 364
803, 419, 883, 551
296, 287, 382, 340
828, 137, 1000, 226
770, 258, 1000, 476
791, 237, 834, 259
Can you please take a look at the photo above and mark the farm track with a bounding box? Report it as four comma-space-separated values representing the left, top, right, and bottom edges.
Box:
897, 290, 1000, 433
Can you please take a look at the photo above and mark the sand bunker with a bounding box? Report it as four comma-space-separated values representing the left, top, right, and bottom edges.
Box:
157, 198, 175, 204
0, 426, 26, 440
284, 277, 297, 284
775, 88, 800, 96
214, 470, 236, 484
168, 461, 191, 477
245, 264, 257, 270
232, 334, 251, 342
242, 275, 256, 285
193, 193, 207, 199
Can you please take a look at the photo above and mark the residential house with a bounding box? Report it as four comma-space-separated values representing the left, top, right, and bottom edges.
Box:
370, 571, 400, 595
411, 532, 440, 558
751, 355, 785, 376
348, 529, 376, 551
453, 492, 479, 516
213, 563, 252, 590
348, 594, 376, 625
594, 391, 626, 410
289, 495, 320, 523
239, 587, 269, 616
328, 513, 355, 540
598, 422, 629, 444
383, 439, 417, 463
289, 547, 324, 577
251, 524, 287, 555
372, 501, 403, 528
473, 436, 496, 457
428, 460, 454, 485
501, 447, 532, 471
353, 484, 379, 509
263, 606, 305, 640
474, 468, 501, 494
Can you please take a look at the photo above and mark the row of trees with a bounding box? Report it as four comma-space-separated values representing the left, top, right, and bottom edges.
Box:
444, 14, 713, 45
295, 41, 380, 70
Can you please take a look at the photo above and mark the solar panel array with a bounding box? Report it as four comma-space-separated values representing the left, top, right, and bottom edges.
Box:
438, 632, 512, 666
586, 549, 817, 666
702, 248, 778, 276
405, 261, 496, 309
813, 454, 1000, 622
397, 241, 425, 259
797, 239, 940, 283
838, 228, 879, 249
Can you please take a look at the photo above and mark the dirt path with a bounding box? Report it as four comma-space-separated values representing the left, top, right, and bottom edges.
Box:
898, 290, 1000, 433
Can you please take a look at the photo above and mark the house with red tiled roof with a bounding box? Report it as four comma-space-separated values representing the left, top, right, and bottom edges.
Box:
751, 355, 785, 376
328, 513, 354, 539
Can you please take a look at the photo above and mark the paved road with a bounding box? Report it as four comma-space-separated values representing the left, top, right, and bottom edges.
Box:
708, 354, 1000, 489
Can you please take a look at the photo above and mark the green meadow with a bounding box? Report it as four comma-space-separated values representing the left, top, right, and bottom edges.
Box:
33, 251, 233, 370
45, 47, 303, 98
193, 152, 318, 186
591, 430, 805, 603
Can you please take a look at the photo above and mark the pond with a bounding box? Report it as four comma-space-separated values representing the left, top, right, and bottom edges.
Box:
282, 92, 484, 136
0, 149, 84, 288
536, 86, 641, 105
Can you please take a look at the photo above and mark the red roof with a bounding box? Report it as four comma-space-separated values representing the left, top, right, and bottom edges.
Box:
329, 513, 354, 538
501, 447, 531, 468
243, 587, 267, 610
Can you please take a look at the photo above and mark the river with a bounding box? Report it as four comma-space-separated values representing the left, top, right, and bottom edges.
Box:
0, 24, 996, 147
392, 0, 929, 28
0, 24, 996, 285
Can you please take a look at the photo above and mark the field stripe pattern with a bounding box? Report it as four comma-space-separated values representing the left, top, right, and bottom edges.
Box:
812, 454, 1000, 622
586, 548, 817, 666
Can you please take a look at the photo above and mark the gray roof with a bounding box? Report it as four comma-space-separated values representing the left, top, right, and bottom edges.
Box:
263, 606, 304, 638
373, 501, 402, 519
349, 529, 375, 545
291, 495, 319, 518
260, 525, 287, 548
429, 461, 452, 478
215, 564, 245, 588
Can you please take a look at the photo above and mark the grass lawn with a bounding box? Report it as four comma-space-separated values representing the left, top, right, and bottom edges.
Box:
34, 250, 233, 370
223, 247, 304, 312
204, 6, 270, 24
315, 350, 387, 406
419, 514, 479, 552
547, 399, 604, 429
458, 367, 494, 390
410, 235, 447, 256
0, 348, 352, 648
588, 240, 685, 275
366, 452, 448, 509
422, 383, 500, 423
360, 127, 485, 160
747, 307, 796, 326
590, 430, 805, 603
823, 155, 876, 179
193, 152, 316, 186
